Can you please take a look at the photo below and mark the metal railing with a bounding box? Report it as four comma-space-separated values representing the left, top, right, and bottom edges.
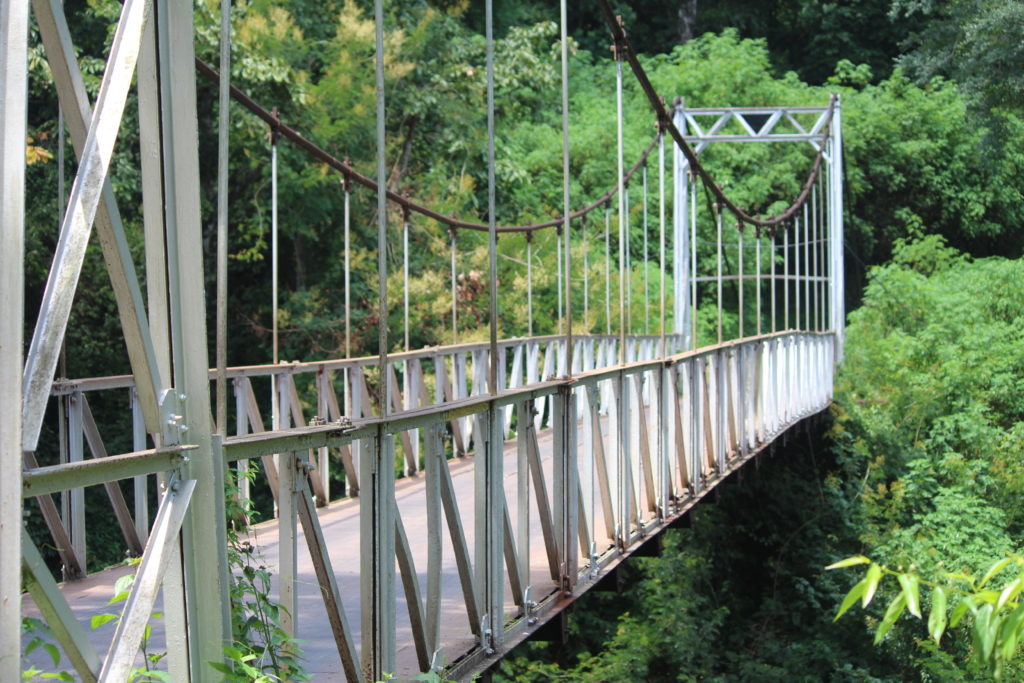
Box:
42, 331, 685, 571
25, 329, 833, 680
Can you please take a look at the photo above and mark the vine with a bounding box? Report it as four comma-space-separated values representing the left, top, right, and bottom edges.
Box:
211, 467, 310, 681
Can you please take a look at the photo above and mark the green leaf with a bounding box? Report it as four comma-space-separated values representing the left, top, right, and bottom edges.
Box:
43, 642, 61, 668
107, 591, 131, 606
1000, 605, 1024, 665
929, 586, 948, 643
25, 636, 41, 656
997, 577, 1024, 611
975, 603, 996, 662
411, 673, 443, 682
91, 613, 117, 630
875, 593, 907, 644
143, 670, 173, 682
113, 573, 135, 596
978, 590, 1001, 605
951, 599, 973, 628
835, 579, 867, 622
980, 559, 1013, 590
208, 662, 234, 674
223, 644, 244, 660
863, 564, 883, 608
898, 573, 922, 619
825, 556, 871, 570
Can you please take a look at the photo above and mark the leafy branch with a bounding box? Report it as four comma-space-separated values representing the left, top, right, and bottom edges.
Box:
828, 554, 1024, 680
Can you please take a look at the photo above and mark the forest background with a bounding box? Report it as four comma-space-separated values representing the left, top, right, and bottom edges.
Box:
21, 0, 1024, 680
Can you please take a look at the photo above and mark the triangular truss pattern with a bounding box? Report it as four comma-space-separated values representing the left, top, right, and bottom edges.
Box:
679, 106, 833, 154
10, 0, 232, 679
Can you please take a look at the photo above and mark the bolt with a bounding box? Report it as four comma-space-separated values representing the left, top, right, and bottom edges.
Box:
179, 393, 187, 401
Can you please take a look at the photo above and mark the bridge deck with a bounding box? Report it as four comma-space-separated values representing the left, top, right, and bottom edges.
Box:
26, 416, 574, 678
23, 332, 834, 680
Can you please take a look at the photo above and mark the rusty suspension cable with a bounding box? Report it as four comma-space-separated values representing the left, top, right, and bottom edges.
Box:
595, 1, 835, 236
195, 58, 658, 235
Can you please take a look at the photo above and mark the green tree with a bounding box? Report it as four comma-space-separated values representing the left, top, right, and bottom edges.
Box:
893, 0, 1024, 118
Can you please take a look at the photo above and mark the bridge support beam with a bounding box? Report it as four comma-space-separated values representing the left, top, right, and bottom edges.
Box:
828, 99, 845, 361
153, 0, 232, 672
672, 103, 691, 350
475, 408, 504, 656
0, 0, 28, 676
553, 386, 579, 592
361, 433, 395, 679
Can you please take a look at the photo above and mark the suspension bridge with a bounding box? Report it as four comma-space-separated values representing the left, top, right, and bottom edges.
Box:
0, 1, 844, 681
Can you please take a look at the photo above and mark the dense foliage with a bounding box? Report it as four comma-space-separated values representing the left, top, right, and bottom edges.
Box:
19, 0, 1024, 678
501, 238, 1024, 681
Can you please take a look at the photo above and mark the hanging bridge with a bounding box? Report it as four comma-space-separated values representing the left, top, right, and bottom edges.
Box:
0, 1, 844, 681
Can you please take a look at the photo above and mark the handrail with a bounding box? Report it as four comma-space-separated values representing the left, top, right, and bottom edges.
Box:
50, 331, 687, 394
213, 329, 832, 460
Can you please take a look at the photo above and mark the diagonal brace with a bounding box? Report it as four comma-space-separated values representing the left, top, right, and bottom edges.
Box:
22, 0, 155, 451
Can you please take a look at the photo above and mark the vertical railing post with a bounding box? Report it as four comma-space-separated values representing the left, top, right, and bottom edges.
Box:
716, 350, 726, 471
154, 0, 232, 670
424, 423, 443, 657
316, 368, 331, 501
364, 0, 396, 676
68, 390, 86, 567
617, 371, 630, 547
657, 364, 670, 518
138, 13, 189, 677
0, 1, 28, 670
690, 358, 703, 493
553, 385, 578, 591
479, 0, 505, 655
278, 446, 297, 639
360, 433, 395, 678
233, 378, 250, 502
130, 387, 149, 542
516, 400, 532, 590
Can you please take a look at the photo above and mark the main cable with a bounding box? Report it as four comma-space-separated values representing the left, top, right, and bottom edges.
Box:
595, 0, 834, 234
195, 58, 658, 235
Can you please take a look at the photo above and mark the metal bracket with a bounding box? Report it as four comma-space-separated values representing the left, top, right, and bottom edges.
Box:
158, 388, 184, 445
479, 614, 495, 655
523, 587, 538, 626
429, 648, 446, 674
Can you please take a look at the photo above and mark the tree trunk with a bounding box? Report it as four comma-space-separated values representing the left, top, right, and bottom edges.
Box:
678, 0, 698, 44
